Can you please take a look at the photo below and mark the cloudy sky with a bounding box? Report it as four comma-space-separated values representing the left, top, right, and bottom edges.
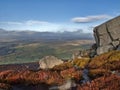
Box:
0, 0, 120, 32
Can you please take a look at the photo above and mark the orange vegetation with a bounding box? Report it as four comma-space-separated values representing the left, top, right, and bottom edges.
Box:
77, 74, 120, 90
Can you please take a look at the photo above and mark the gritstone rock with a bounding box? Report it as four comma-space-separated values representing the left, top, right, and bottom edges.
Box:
96, 45, 114, 55
93, 16, 120, 55
39, 56, 63, 69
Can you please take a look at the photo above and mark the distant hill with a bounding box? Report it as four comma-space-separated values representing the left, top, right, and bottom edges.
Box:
0, 28, 94, 64
0, 29, 93, 42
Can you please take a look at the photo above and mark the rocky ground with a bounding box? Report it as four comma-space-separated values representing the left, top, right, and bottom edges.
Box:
0, 50, 120, 90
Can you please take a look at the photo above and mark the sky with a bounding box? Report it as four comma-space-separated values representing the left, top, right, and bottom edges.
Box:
0, 0, 120, 33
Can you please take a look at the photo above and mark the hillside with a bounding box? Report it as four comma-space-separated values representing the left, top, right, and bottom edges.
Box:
0, 28, 94, 64
0, 50, 120, 90
0, 40, 94, 64
0, 29, 93, 42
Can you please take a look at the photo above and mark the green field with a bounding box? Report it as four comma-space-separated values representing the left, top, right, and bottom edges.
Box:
0, 41, 92, 64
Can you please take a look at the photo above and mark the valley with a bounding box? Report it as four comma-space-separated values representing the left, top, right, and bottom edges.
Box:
0, 39, 94, 64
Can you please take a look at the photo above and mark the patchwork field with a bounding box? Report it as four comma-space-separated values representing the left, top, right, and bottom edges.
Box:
0, 40, 94, 64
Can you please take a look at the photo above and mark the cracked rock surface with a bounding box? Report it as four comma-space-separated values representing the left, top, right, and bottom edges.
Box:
93, 16, 120, 55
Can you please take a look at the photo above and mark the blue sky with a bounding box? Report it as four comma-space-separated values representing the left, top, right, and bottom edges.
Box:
0, 0, 120, 32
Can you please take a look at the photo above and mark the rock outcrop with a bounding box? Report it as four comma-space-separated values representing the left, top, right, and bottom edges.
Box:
39, 56, 63, 69
93, 16, 120, 55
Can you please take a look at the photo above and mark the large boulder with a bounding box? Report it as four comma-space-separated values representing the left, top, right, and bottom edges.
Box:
39, 56, 63, 69
93, 16, 120, 55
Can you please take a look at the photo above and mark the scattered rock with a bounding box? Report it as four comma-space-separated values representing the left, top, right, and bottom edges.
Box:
72, 50, 90, 60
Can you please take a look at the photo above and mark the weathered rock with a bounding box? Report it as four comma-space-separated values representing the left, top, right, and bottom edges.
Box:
117, 45, 120, 50
89, 44, 97, 58
72, 49, 90, 60
93, 16, 120, 55
39, 56, 63, 69
107, 16, 120, 37
112, 40, 120, 47
96, 44, 114, 55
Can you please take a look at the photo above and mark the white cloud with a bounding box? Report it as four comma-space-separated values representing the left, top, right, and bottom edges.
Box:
25, 20, 49, 26
0, 20, 49, 26
71, 15, 112, 23
0, 19, 106, 32
0, 21, 22, 25
0, 20, 62, 32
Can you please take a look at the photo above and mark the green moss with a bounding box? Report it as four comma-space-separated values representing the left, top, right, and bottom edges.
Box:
73, 58, 90, 68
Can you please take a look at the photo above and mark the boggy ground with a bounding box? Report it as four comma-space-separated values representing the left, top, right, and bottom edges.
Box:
0, 50, 120, 90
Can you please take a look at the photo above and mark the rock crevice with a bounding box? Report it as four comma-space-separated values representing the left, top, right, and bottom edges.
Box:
93, 16, 120, 55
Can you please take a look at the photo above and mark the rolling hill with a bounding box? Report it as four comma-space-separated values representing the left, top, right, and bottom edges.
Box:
0, 29, 94, 64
